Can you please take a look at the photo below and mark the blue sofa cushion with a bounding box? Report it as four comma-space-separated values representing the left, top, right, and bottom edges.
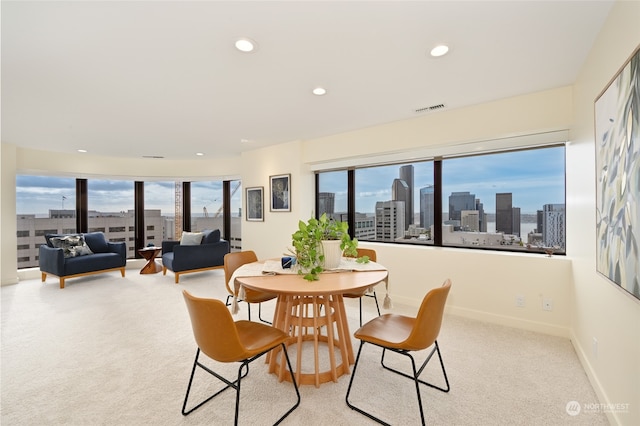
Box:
84, 232, 110, 253
64, 252, 124, 276
201, 229, 221, 244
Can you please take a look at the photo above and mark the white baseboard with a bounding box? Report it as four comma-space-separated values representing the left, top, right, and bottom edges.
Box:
569, 329, 620, 425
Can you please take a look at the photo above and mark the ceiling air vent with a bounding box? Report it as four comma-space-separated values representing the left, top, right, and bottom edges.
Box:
142, 155, 165, 159
415, 103, 445, 113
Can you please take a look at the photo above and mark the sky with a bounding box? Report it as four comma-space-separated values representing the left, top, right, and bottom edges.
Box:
15, 147, 564, 216
15, 177, 242, 216
319, 146, 565, 214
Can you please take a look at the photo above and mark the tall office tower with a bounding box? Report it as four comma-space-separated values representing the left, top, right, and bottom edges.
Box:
543, 204, 566, 249
461, 210, 480, 231
318, 192, 335, 218
475, 199, 486, 232
399, 165, 414, 228
419, 185, 435, 229
392, 178, 411, 231
536, 210, 544, 234
512, 207, 521, 237
449, 191, 476, 223
496, 193, 513, 235
375, 201, 405, 241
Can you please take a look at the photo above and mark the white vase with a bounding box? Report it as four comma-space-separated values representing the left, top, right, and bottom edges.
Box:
321, 240, 342, 270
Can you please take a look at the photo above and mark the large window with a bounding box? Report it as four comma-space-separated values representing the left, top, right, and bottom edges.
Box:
16, 176, 76, 268
191, 181, 224, 232
16, 176, 241, 269
441, 148, 565, 252
316, 145, 566, 255
318, 170, 348, 220
144, 181, 175, 242
88, 179, 135, 256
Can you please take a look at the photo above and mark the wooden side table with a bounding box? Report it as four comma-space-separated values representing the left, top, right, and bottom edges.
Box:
138, 246, 162, 274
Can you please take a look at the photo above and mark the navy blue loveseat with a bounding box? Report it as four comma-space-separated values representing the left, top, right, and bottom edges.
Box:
39, 232, 127, 289
161, 229, 230, 283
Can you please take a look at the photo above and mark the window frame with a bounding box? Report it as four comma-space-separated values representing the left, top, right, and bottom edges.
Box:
314, 143, 566, 255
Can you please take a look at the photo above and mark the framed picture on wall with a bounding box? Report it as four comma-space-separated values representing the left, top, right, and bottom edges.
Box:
270, 174, 291, 212
594, 44, 640, 300
246, 187, 264, 221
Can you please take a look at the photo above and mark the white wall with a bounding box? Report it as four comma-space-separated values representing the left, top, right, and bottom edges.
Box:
568, 2, 640, 425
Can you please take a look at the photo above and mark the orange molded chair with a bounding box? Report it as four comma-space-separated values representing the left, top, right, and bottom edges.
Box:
181, 290, 300, 424
345, 279, 452, 425
224, 251, 277, 324
343, 248, 381, 326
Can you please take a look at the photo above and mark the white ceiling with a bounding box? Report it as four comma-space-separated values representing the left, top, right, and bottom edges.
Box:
1, 1, 614, 160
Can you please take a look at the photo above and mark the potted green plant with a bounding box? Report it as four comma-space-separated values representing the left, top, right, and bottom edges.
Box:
291, 213, 360, 281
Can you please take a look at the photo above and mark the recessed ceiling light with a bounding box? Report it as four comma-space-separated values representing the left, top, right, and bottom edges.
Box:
196, 152, 204, 156
77, 149, 87, 153
312, 87, 327, 96
240, 138, 251, 143
430, 44, 449, 57
235, 38, 257, 53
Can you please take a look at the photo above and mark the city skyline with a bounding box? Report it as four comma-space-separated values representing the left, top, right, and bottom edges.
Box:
16, 148, 564, 216
320, 147, 565, 215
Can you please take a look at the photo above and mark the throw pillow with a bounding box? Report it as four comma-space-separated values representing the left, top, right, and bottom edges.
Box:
180, 231, 204, 246
201, 229, 221, 244
50, 235, 94, 258
83, 232, 110, 253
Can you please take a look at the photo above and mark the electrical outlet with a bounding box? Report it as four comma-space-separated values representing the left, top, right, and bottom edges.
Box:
542, 298, 553, 311
593, 337, 598, 359
516, 295, 525, 307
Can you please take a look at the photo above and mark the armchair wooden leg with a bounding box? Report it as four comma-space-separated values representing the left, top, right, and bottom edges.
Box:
41, 272, 46, 282
175, 273, 180, 284
60, 278, 65, 289
162, 266, 167, 276
120, 268, 125, 278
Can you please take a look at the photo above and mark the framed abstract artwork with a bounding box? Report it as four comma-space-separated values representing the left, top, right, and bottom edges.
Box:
246, 187, 264, 221
594, 44, 640, 300
270, 174, 291, 212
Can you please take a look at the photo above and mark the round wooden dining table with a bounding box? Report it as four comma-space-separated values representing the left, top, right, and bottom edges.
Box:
234, 263, 388, 387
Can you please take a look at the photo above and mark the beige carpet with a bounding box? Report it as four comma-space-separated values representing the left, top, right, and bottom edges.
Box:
1, 269, 607, 425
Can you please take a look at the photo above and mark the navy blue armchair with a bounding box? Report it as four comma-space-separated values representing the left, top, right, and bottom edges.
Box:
162, 229, 230, 283
39, 232, 127, 289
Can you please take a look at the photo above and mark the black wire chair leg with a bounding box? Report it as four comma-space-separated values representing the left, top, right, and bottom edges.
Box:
345, 341, 391, 426
371, 291, 381, 316
182, 348, 248, 416
380, 341, 450, 393
275, 342, 301, 425
258, 303, 272, 324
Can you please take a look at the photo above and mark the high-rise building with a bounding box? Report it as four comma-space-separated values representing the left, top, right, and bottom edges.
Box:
543, 204, 566, 248
399, 165, 414, 229
449, 191, 476, 223
461, 210, 480, 231
375, 201, 405, 241
537, 209, 544, 234
496, 193, 513, 235
419, 185, 434, 229
392, 178, 410, 230
512, 207, 521, 237
475, 199, 487, 232
318, 192, 335, 217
